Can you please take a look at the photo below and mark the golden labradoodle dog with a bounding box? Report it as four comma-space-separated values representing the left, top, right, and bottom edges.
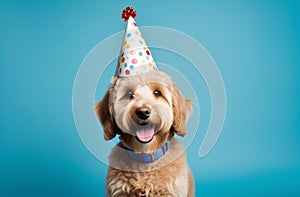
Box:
95, 70, 194, 196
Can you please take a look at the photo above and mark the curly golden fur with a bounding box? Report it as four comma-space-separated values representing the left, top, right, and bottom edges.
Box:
95, 71, 194, 196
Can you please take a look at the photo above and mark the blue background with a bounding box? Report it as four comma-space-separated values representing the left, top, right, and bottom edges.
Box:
1, 0, 300, 196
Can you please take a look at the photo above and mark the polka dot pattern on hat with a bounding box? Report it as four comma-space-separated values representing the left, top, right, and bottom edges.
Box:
116, 16, 158, 77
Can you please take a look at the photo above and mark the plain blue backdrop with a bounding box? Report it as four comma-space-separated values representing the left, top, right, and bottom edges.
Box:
1, 0, 300, 196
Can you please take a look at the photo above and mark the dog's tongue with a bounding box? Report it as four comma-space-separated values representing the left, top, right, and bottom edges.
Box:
136, 128, 154, 142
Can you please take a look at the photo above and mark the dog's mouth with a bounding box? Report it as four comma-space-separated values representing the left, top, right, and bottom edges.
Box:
132, 124, 155, 143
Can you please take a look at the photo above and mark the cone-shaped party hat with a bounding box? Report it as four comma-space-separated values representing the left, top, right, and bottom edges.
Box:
116, 7, 158, 77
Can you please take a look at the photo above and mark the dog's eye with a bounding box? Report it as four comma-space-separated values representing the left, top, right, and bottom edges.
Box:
126, 91, 134, 99
153, 90, 161, 97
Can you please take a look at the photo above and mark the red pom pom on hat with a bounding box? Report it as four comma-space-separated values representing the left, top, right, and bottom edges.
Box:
121, 7, 136, 22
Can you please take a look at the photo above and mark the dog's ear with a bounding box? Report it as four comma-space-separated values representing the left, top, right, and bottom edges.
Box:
171, 84, 192, 137
95, 78, 119, 140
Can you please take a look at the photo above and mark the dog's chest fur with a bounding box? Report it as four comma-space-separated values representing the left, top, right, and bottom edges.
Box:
106, 139, 189, 197
107, 161, 188, 196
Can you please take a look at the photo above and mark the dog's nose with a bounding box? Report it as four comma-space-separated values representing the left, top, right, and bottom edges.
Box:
135, 107, 151, 120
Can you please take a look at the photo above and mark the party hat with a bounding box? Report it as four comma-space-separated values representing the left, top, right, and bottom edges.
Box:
116, 7, 158, 77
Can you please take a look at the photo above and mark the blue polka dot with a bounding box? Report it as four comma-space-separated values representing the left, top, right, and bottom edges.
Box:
139, 52, 143, 56
119, 68, 122, 73
127, 33, 131, 37
146, 56, 149, 60
124, 63, 127, 67
130, 65, 134, 70
139, 40, 143, 44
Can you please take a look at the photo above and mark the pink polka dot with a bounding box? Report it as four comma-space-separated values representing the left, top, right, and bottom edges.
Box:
125, 70, 130, 75
131, 58, 137, 64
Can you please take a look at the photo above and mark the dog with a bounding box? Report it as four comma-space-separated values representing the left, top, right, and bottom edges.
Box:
95, 70, 194, 196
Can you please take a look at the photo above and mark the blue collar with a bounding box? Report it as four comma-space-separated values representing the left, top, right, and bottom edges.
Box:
118, 141, 171, 163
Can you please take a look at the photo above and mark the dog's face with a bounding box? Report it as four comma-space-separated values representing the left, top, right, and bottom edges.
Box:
95, 71, 191, 152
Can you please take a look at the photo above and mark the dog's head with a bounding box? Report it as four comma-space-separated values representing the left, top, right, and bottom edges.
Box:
95, 71, 192, 152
